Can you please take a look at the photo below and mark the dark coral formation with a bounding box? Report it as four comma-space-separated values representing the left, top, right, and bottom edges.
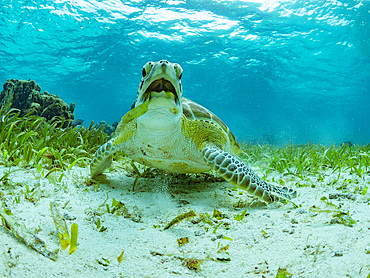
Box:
0, 79, 75, 126
97, 121, 118, 135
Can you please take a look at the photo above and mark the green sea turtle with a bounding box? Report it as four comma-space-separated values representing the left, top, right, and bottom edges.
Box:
90, 60, 296, 203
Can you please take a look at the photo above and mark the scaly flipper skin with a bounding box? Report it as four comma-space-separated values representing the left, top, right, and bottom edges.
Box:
90, 140, 116, 178
202, 144, 297, 203
90, 99, 149, 178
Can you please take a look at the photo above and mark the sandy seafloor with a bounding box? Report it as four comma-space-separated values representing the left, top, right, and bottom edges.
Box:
0, 160, 369, 278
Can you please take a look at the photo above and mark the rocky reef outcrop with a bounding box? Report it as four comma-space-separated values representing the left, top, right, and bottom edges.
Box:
97, 121, 118, 135
0, 79, 75, 126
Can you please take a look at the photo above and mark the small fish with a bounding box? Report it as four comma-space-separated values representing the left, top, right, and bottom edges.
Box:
71, 119, 84, 126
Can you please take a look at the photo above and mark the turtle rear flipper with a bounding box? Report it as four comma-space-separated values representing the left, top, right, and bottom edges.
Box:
201, 145, 297, 203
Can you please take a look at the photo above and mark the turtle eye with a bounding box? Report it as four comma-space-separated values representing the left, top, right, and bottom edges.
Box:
174, 63, 183, 80
142, 62, 153, 77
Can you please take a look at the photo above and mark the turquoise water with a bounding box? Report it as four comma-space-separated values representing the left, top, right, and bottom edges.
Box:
1, 0, 369, 145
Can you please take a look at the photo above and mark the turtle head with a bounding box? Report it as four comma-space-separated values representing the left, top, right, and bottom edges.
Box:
134, 60, 183, 112
133, 60, 183, 133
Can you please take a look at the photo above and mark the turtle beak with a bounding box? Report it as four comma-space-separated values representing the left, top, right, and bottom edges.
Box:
142, 78, 179, 104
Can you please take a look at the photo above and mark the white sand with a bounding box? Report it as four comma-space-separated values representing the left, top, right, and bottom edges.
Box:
1, 163, 369, 277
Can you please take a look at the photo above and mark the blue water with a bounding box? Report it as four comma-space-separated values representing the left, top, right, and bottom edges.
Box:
1, 0, 369, 145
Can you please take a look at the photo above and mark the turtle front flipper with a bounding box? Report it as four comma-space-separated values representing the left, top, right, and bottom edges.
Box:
90, 98, 150, 178
201, 145, 297, 203
90, 139, 118, 178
